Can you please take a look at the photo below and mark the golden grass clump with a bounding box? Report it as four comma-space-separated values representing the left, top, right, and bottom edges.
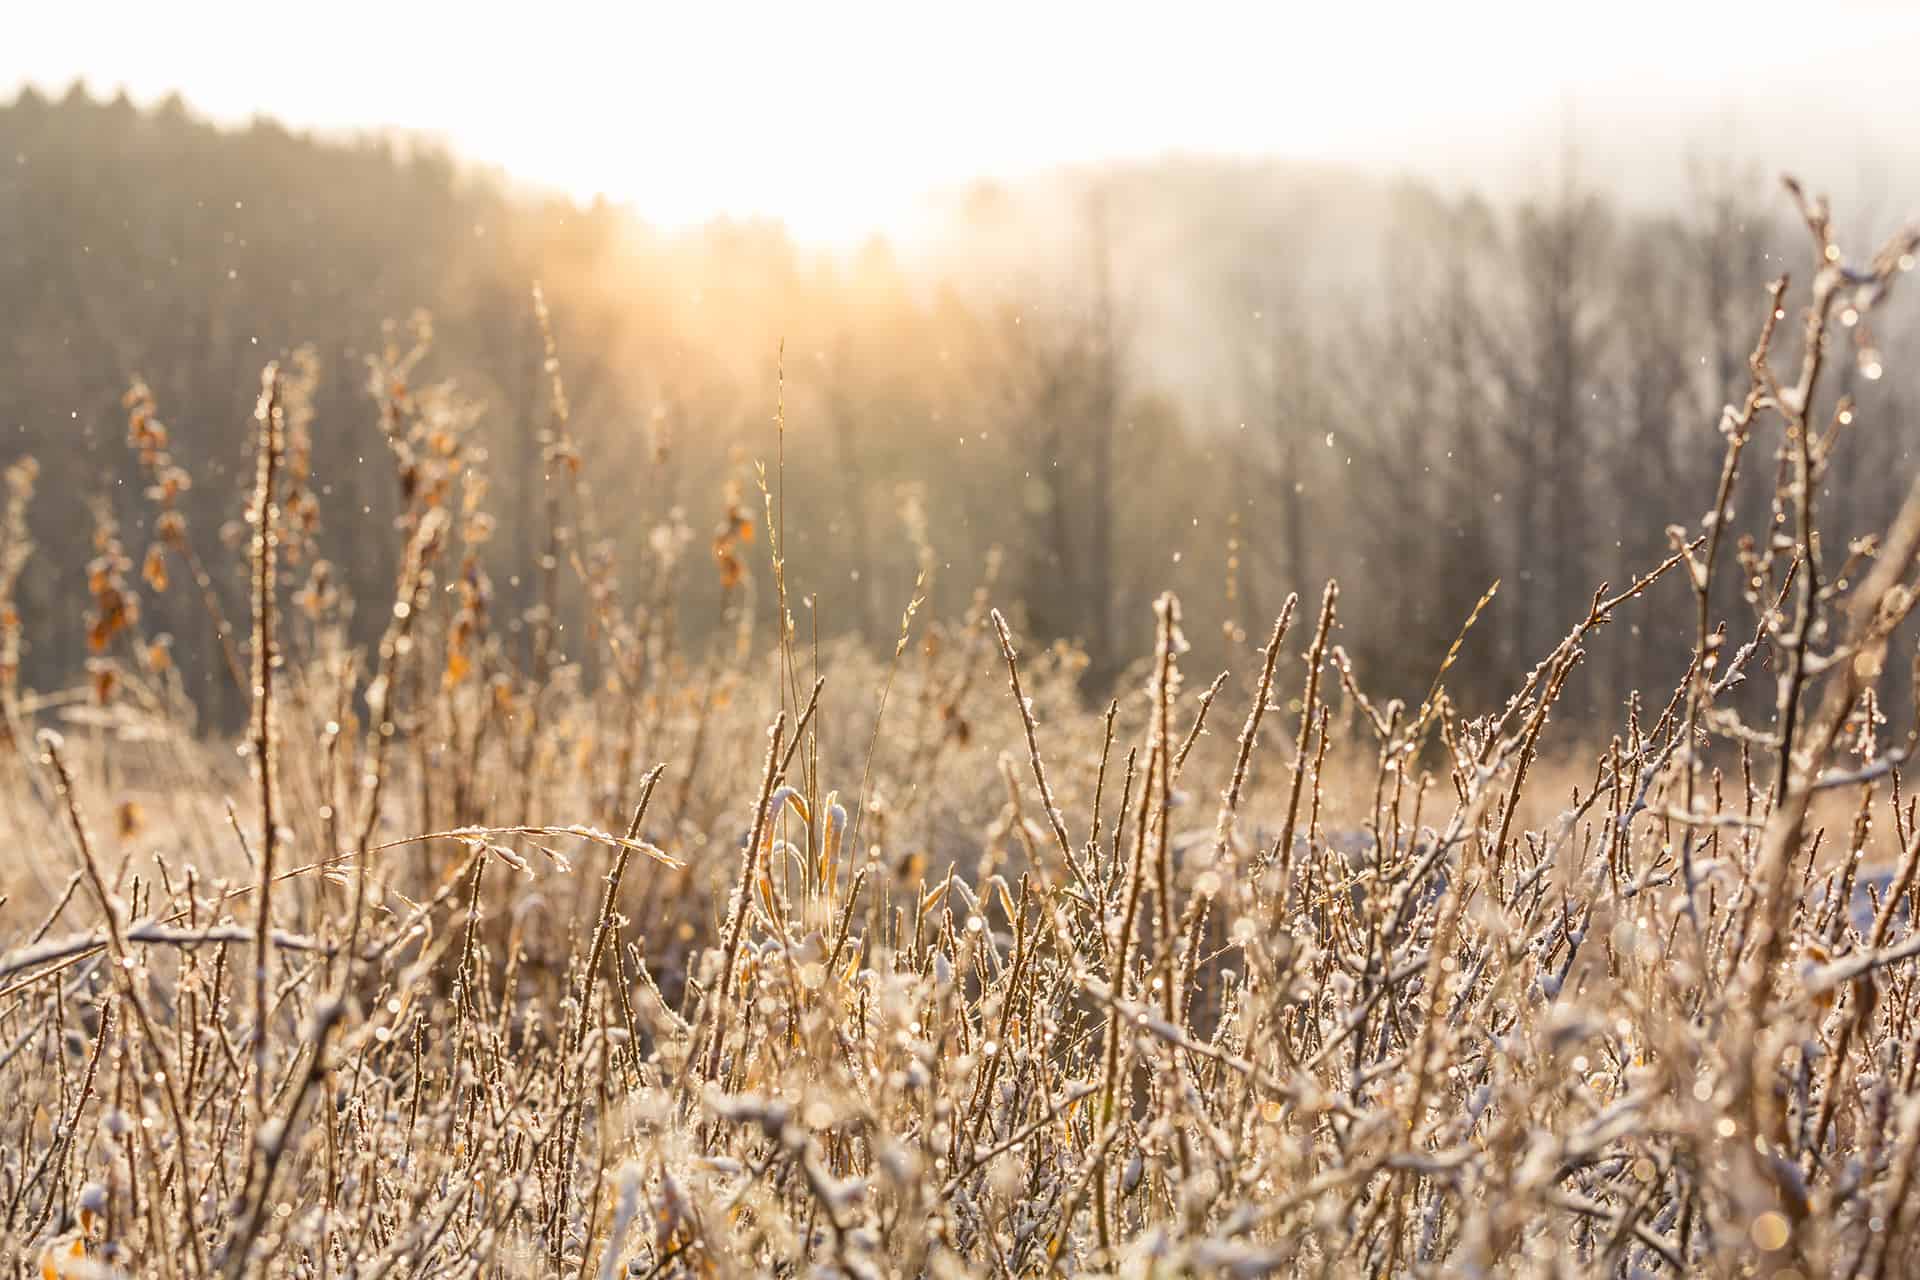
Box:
2, 179, 1920, 1279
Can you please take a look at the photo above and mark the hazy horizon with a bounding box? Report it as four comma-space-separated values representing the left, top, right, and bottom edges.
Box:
10, 0, 1920, 244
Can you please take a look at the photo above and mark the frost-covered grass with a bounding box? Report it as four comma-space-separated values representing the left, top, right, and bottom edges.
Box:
1, 181, 1920, 1279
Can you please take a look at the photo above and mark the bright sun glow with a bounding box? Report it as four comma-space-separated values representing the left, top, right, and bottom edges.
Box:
8, 0, 1919, 243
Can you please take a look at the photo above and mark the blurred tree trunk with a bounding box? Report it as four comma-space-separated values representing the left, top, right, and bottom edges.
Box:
826, 335, 879, 641
1609, 226, 1689, 700
1083, 188, 1119, 684
1503, 163, 1610, 666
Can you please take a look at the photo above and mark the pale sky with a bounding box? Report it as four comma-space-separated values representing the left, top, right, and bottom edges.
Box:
8, 0, 1919, 241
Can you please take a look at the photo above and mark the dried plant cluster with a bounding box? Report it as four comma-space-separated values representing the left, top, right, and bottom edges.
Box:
1, 182, 1919, 1280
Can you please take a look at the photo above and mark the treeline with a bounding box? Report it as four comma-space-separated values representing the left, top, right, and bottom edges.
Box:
3, 83, 1915, 726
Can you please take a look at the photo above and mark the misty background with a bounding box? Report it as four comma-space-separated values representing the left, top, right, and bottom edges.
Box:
3, 7, 1918, 729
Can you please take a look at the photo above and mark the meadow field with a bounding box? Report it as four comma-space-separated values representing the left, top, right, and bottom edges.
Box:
2, 171, 1920, 1280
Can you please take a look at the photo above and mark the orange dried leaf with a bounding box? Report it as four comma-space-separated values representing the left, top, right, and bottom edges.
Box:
143, 544, 169, 593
